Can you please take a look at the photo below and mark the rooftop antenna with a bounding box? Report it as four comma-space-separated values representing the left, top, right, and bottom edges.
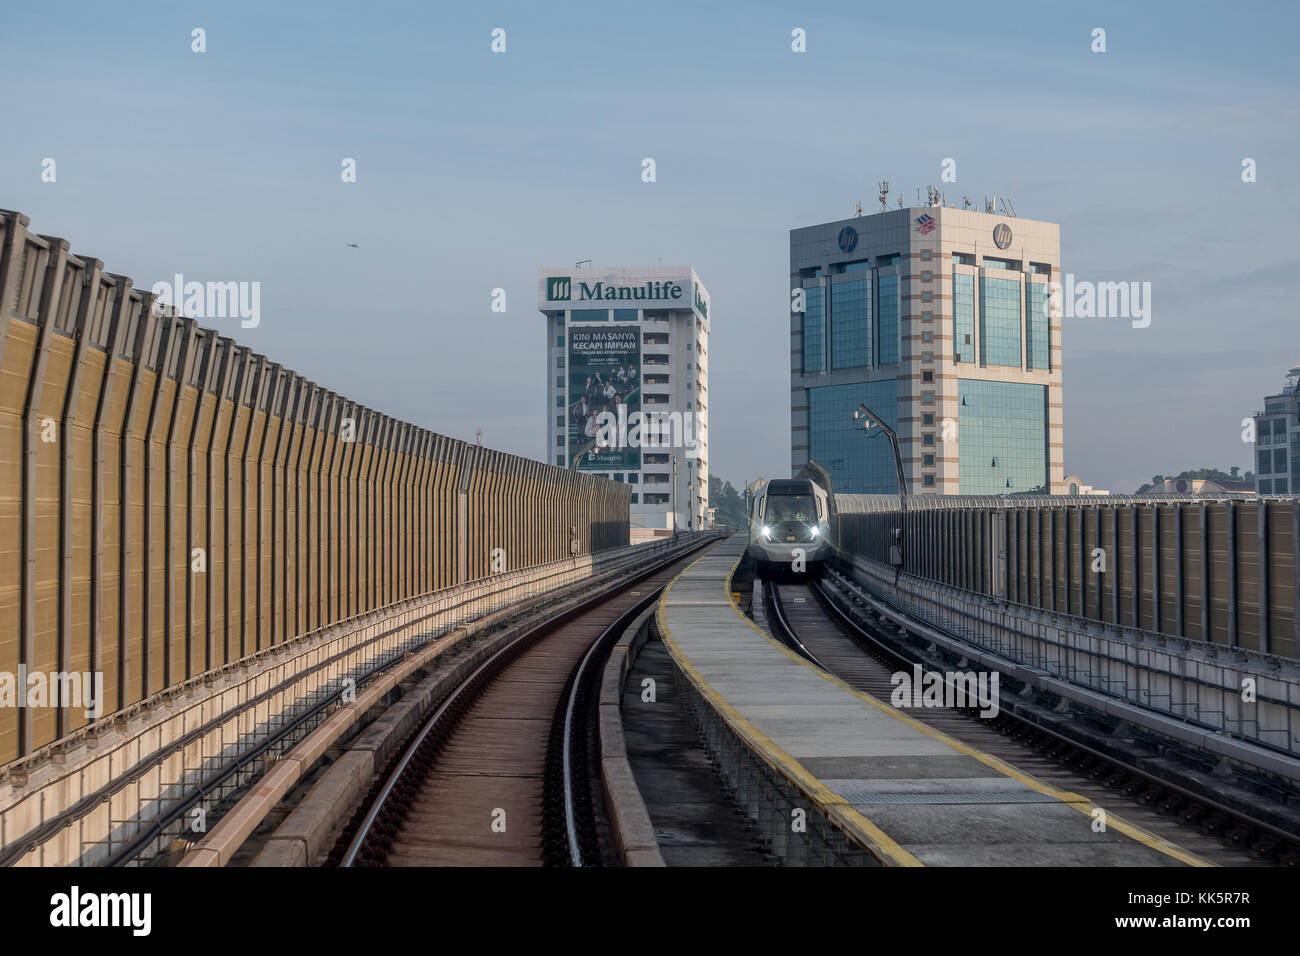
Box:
916, 188, 921, 206
853, 200, 864, 217
897, 195, 903, 208
984, 196, 995, 214
926, 185, 941, 207
475, 428, 483, 445
575, 259, 591, 268
998, 196, 1017, 217
962, 195, 972, 210
877, 181, 890, 212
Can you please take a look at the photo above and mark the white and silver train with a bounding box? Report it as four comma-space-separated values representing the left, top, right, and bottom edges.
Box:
746, 477, 832, 576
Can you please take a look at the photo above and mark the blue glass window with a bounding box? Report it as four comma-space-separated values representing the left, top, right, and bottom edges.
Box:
877, 274, 899, 365
1026, 281, 1050, 370
831, 278, 871, 369
613, 309, 638, 320
953, 273, 974, 364
957, 380, 1047, 494
803, 285, 826, 372
571, 309, 608, 321
807, 380, 899, 493
843, 260, 872, 273
980, 276, 1022, 367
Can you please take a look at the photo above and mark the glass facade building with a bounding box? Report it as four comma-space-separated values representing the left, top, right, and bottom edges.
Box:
792, 207, 1063, 496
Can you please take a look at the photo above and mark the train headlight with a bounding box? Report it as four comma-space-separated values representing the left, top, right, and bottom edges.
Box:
761, 525, 772, 541
809, 525, 820, 538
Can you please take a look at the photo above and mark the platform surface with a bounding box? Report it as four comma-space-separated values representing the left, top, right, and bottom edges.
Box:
658, 536, 1205, 867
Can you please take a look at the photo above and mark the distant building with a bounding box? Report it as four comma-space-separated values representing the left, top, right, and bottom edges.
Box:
1062, 474, 1110, 495
1253, 366, 1300, 495
539, 266, 710, 534
790, 204, 1064, 495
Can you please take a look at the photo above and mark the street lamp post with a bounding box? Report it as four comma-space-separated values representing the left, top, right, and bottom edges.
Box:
852, 402, 908, 573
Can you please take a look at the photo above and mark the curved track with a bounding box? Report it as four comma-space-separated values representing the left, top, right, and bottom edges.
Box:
336, 542, 714, 866
762, 575, 1295, 867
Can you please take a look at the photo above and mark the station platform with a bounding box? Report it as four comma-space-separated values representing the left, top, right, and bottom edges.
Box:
656, 536, 1208, 867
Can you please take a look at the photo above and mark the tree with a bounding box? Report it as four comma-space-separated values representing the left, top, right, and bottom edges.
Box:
708, 475, 749, 530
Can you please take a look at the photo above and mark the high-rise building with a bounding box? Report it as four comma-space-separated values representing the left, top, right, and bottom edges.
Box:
790, 205, 1064, 495
539, 266, 710, 534
1253, 365, 1300, 495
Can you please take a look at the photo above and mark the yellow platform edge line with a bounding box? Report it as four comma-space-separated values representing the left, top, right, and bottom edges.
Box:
662, 539, 1212, 868
656, 544, 923, 867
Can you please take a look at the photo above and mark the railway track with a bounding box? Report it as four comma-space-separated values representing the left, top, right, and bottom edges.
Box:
762, 575, 1299, 867
332, 540, 716, 866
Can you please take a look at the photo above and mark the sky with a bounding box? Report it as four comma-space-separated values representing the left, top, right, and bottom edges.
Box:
2, 0, 1297, 493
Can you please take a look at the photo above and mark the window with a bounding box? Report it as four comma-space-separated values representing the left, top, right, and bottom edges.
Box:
556, 356, 564, 367
806, 380, 898, 493
923, 453, 935, 466
922, 311, 933, 322
1026, 282, 1051, 370
922, 330, 932, 343
557, 455, 565, 465
556, 396, 563, 408
979, 276, 1022, 367
556, 416, 564, 427
555, 335, 563, 347
923, 413, 934, 425
1276, 478, 1289, 493
922, 351, 933, 362
922, 390, 935, 403
630, 493, 639, 503
982, 257, 1021, 272
1259, 449, 1272, 473
922, 370, 934, 383
877, 253, 900, 267
556, 313, 565, 326
922, 271, 933, 281
923, 474, 936, 487
613, 309, 638, 320
628, 473, 638, 483
1275, 448, 1288, 474
831, 278, 871, 370
956, 379, 1048, 494
877, 275, 899, 364
572, 309, 608, 321
921, 290, 932, 303
803, 285, 826, 372
921, 249, 933, 262
556, 436, 564, 448
1029, 262, 1052, 276
842, 260, 871, 273
556, 376, 563, 388
923, 433, 935, 446
952, 252, 976, 266
1260, 478, 1273, 493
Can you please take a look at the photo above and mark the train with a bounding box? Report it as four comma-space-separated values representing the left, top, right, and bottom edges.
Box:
746, 476, 832, 577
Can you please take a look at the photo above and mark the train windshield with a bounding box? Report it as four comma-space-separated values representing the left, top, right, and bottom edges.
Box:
764, 493, 814, 523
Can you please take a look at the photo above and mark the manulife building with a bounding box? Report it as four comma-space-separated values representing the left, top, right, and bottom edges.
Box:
539, 266, 710, 537
790, 206, 1064, 495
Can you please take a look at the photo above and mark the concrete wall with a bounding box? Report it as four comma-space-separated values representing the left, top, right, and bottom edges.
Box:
0, 209, 630, 764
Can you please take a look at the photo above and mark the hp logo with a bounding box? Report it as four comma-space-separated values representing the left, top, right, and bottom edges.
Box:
837, 227, 858, 254
993, 224, 1012, 250
547, 277, 572, 301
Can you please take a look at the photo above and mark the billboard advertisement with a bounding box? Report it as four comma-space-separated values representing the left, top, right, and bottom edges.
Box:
567, 326, 640, 470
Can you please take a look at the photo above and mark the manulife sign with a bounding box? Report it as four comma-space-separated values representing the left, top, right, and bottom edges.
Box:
546, 276, 684, 304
